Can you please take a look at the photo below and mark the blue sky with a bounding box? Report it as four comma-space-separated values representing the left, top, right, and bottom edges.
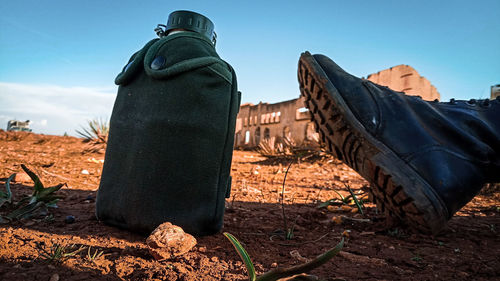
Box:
1, 0, 499, 135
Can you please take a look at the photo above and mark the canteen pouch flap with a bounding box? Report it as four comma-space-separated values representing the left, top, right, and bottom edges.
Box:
96, 32, 239, 236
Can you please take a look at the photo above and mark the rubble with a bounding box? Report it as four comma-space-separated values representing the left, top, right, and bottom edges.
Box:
146, 222, 197, 260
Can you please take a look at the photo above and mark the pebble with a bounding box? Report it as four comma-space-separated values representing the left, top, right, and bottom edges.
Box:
81, 169, 90, 175
146, 222, 197, 260
13, 172, 31, 183
65, 215, 75, 224
49, 273, 59, 281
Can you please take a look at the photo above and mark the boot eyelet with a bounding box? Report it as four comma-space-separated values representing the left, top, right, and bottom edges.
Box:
466, 99, 477, 106
481, 99, 491, 107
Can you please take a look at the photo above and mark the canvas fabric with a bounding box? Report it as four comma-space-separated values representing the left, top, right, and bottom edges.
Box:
96, 32, 239, 236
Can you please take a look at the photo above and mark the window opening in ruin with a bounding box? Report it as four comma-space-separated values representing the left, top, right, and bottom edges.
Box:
276, 111, 281, 122
236, 118, 242, 132
296, 107, 310, 121
245, 130, 250, 144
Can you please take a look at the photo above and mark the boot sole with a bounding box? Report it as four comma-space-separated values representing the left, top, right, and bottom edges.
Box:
298, 52, 449, 234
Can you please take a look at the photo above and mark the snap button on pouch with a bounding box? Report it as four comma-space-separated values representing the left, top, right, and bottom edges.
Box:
151, 56, 166, 70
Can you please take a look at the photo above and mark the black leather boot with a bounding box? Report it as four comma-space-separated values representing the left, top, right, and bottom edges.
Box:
297, 51, 500, 234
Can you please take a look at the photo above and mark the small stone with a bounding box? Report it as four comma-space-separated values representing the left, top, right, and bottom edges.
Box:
332, 216, 343, 224
13, 172, 31, 183
49, 273, 59, 281
210, 256, 219, 262
326, 205, 336, 212
198, 247, 207, 253
341, 205, 352, 212
81, 169, 90, 175
146, 222, 197, 260
23, 220, 35, 226
65, 215, 75, 224
270, 262, 278, 268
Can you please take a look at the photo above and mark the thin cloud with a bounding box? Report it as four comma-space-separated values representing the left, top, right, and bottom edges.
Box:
0, 82, 116, 136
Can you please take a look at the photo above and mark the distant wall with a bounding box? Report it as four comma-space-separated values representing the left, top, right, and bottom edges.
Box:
367, 64, 440, 101
235, 97, 318, 148
491, 84, 500, 99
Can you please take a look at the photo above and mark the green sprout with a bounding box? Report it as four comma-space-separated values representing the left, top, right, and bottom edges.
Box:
5, 165, 64, 220
345, 184, 364, 216
0, 174, 14, 208
37, 243, 86, 264
224, 232, 344, 281
86, 246, 104, 263
317, 185, 367, 216
76, 118, 109, 153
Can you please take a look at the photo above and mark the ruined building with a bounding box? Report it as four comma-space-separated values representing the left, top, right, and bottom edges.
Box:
491, 84, 500, 99
367, 64, 440, 101
235, 65, 440, 148
6, 120, 32, 132
235, 98, 318, 148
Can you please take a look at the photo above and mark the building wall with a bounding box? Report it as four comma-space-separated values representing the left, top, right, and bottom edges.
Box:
491, 84, 500, 99
234, 97, 318, 148
367, 64, 440, 101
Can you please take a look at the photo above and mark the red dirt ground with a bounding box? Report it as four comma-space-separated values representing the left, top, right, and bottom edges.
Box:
0, 131, 499, 280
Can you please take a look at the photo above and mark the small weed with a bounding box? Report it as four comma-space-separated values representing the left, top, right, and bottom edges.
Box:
0, 174, 14, 208
489, 224, 496, 233
317, 185, 368, 216
37, 243, 85, 264
345, 184, 364, 215
279, 161, 295, 240
257, 137, 296, 158
3, 165, 64, 221
411, 255, 423, 262
386, 228, 408, 238
86, 246, 104, 263
76, 118, 109, 153
224, 232, 344, 281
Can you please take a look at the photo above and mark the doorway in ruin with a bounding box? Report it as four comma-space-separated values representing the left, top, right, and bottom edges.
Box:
283, 126, 291, 140
235, 132, 241, 146
255, 127, 261, 146
244, 130, 250, 144
306, 122, 319, 142
264, 128, 270, 140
